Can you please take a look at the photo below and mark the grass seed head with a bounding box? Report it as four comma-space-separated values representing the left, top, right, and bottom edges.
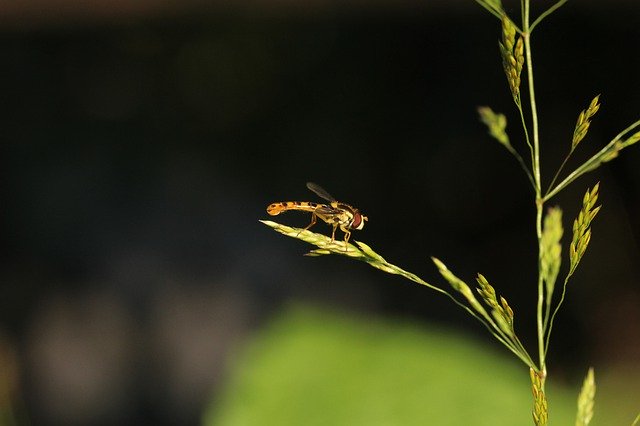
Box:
478, 107, 511, 148
530, 368, 549, 426
572, 95, 601, 150
499, 17, 523, 103
569, 185, 600, 274
576, 368, 596, 426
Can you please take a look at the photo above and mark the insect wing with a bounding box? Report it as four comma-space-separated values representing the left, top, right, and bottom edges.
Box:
314, 204, 342, 216
306, 182, 336, 202
313, 203, 344, 225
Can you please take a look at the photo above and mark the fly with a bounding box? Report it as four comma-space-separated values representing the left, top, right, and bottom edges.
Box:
266, 182, 367, 246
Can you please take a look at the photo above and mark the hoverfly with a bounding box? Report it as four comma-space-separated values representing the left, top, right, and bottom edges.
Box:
266, 182, 367, 245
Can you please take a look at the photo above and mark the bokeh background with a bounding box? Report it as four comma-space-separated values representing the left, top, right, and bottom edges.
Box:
1, 0, 639, 424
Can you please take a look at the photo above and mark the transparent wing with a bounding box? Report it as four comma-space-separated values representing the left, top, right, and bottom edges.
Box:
306, 182, 336, 202
315, 204, 342, 216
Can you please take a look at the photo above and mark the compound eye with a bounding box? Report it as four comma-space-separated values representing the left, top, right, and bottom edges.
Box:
352, 212, 365, 229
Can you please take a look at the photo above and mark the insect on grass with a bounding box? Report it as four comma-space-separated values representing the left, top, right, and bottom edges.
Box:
266, 182, 368, 249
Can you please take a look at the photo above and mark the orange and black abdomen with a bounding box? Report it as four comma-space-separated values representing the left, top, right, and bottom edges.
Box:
266, 201, 319, 216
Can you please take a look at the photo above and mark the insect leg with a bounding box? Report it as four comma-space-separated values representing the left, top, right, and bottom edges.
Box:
341, 226, 351, 251
330, 224, 338, 242
337, 224, 350, 242
302, 213, 318, 232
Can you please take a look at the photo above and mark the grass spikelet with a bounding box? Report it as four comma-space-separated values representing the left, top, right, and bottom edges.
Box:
546, 97, 601, 194
620, 130, 640, 148
475, 273, 499, 309
477, 106, 534, 185
261, 220, 445, 294
602, 130, 640, 164
572, 95, 601, 150
500, 14, 516, 51
432, 258, 487, 316
261, 220, 361, 256
530, 368, 549, 426
541, 207, 563, 309
569, 184, 601, 275
499, 15, 524, 104
473, 273, 536, 366
500, 296, 514, 320
575, 367, 595, 426
476, 274, 514, 336
478, 106, 510, 148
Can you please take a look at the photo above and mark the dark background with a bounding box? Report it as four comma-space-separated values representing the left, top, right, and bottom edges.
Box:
1, 1, 639, 424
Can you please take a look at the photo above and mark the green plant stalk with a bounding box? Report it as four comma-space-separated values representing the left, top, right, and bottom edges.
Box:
521, 0, 547, 378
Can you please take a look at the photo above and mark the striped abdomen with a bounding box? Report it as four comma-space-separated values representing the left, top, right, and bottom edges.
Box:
267, 201, 321, 216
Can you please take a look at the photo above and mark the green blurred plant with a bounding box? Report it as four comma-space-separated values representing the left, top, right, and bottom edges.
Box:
263, 0, 640, 424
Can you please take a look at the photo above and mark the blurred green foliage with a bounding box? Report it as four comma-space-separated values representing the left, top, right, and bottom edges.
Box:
204, 304, 576, 425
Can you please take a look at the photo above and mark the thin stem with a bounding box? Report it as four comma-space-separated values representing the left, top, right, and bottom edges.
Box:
535, 199, 545, 372
542, 286, 553, 335
516, 103, 535, 176
522, 0, 546, 376
530, 0, 569, 33
544, 273, 572, 355
525, 46, 541, 193
512, 334, 537, 368
473, 0, 503, 20
545, 149, 574, 195
610, 117, 640, 145
506, 144, 536, 189
544, 153, 601, 202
